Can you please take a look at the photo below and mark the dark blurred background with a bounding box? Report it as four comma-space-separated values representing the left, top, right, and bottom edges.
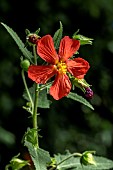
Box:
0, 0, 113, 169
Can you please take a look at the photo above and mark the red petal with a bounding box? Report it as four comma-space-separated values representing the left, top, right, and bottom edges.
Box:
59, 36, 80, 61
28, 65, 57, 84
50, 73, 71, 100
67, 57, 90, 79
37, 35, 58, 64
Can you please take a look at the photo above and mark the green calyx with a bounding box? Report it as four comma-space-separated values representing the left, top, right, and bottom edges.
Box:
72, 29, 93, 45
71, 77, 90, 92
80, 151, 96, 166
5, 154, 29, 170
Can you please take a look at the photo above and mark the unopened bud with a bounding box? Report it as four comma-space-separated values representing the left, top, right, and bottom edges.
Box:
8, 154, 30, 170
80, 151, 96, 166
85, 87, 94, 99
73, 33, 93, 45
20, 59, 30, 71
26, 33, 40, 45
71, 77, 91, 93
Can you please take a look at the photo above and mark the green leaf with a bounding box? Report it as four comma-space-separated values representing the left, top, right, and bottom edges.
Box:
38, 89, 51, 108
67, 92, 94, 110
23, 84, 51, 108
1, 22, 34, 63
91, 156, 113, 170
54, 151, 113, 170
24, 140, 51, 170
53, 21, 63, 49
24, 128, 51, 170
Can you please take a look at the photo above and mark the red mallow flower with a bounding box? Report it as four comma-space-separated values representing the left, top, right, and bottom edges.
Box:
28, 35, 90, 100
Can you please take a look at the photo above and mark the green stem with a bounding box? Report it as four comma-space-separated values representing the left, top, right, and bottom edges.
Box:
32, 45, 39, 148
33, 45, 37, 65
21, 69, 34, 112
32, 84, 39, 129
56, 153, 82, 168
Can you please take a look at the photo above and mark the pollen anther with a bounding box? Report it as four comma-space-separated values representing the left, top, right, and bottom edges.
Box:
56, 61, 67, 74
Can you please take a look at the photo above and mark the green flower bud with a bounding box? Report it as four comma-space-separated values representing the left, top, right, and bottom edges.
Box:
71, 77, 90, 92
26, 102, 32, 107
73, 31, 93, 45
20, 59, 30, 71
11, 158, 29, 169
80, 151, 96, 166
6, 154, 30, 170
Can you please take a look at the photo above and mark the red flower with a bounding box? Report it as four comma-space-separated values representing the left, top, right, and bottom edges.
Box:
28, 35, 90, 100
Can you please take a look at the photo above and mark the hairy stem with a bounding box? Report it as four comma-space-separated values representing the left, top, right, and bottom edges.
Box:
32, 44, 39, 148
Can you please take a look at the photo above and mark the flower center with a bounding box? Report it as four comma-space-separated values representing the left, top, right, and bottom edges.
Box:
56, 61, 67, 74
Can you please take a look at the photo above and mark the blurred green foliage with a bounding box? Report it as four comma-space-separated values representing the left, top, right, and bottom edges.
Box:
0, 0, 113, 169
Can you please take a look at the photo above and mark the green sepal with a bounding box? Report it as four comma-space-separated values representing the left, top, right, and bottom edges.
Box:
73, 30, 93, 45
35, 28, 40, 35
80, 151, 96, 166
25, 28, 30, 35
25, 28, 40, 36
71, 77, 91, 93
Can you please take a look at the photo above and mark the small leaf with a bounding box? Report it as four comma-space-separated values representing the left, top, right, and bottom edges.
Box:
1, 22, 34, 63
67, 92, 94, 110
53, 21, 63, 49
23, 128, 38, 148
